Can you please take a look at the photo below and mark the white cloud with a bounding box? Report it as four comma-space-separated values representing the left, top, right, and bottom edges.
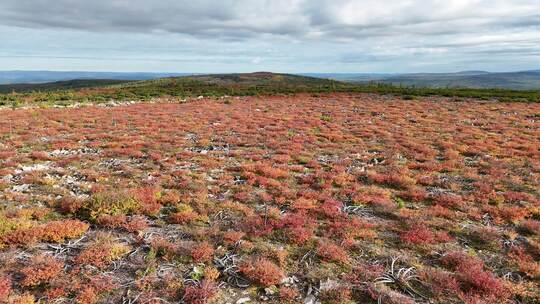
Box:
0, 0, 539, 72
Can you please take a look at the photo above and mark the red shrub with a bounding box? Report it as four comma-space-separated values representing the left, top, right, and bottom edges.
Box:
316, 241, 349, 263
254, 164, 289, 179
2, 219, 88, 246
324, 217, 375, 240
75, 287, 98, 304
432, 193, 464, 209
368, 171, 415, 189
279, 286, 299, 301
11, 294, 36, 303
1, 227, 42, 245
69, 274, 118, 304
97, 214, 127, 228
498, 205, 531, 223
398, 187, 428, 202
150, 237, 177, 260
45, 286, 68, 300
40, 220, 89, 243
287, 226, 314, 245
242, 215, 273, 237
354, 188, 396, 213
417, 175, 436, 186
318, 285, 352, 304
168, 209, 199, 225
222, 230, 245, 245
57, 196, 85, 214
234, 191, 251, 202
467, 226, 500, 249
345, 263, 385, 284
277, 212, 311, 229
0, 151, 15, 160
183, 280, 218, 304
122, 215, 150, 233
427, 205, 455, 219
160, 190, 182, 206
319, 199, 342, 218
21, 255, 64, 287
374, 288, 416, 304
401, 224, 452, 245
441, 251, 507, 298
291, 197, 317, 211
132, 187, 163, 216
503, 191, 531, 203
190, 242, 215, 263
422, 269, 461, 299
0, 276, 11, 301
148, 151, 163, 162
509, 246, 540, 278
75, 237, 129, 269
239, 258, 284, 286
519, 220, 540, 235
30, 151, 50, 160
401, 225, 436, 245
258, 191, 273, 203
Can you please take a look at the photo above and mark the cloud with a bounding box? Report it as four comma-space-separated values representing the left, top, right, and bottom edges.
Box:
0, 1, 539, 72
0, 0, 308, 39
0, 0, 538, 39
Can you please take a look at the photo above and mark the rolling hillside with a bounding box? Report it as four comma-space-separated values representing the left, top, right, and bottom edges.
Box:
0, 79, 131, 94
0, 71, 194, 84
1, 72, 539, 108
0, 72, 341, 94
312, 70, 540, 90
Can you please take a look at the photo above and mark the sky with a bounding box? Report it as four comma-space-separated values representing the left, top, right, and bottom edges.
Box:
0, 0, 539, 73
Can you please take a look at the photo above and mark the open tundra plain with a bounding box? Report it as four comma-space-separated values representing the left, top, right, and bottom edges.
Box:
0, 93, 539, 303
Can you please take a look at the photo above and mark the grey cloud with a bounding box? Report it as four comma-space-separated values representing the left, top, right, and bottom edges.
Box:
0, 0, 308, 38
1, 1, 540, 72
1, 0, 539, 40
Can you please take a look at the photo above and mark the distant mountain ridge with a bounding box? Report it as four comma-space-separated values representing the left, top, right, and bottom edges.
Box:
1, 72, 539, 105
0, 71, 195, 85
2, 70, 540, 91
0, 72, 340, 94
0, 79, 131, 94
305, 70, 540, 90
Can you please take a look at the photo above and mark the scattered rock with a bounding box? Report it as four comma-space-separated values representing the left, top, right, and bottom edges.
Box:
15, 162, 52, 174
264, 286, 278, 295
236, 297, 251, 304
49, 148, 101, 157
281, 276, 299, 286
304, 295, 319, 304
11, 184, 31, 193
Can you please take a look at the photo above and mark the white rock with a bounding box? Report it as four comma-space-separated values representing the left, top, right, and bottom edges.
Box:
16, 162, 51, 174
236, 297, 251, 304
304, 295, 319, 304
11, 184, 31, 192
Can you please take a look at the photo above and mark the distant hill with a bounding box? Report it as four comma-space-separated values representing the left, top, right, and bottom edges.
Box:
4, 70, 540, 90
0, 71, 195, 85
181, 72, 339, 86
1, 72, 539, 106
0, 72, 341, 94
104, 72, 342, 95
0, 79, 131, 94
302, 73, 395, 82
310, 70, 540, 90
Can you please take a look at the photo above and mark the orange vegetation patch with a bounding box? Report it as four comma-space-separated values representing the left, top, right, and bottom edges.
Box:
0, 93, 538, 303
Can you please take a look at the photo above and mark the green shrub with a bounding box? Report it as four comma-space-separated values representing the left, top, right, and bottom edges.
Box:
81, 191, 141, 221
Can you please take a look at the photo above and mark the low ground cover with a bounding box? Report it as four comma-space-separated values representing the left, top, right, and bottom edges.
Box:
0, 93, 538, 303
